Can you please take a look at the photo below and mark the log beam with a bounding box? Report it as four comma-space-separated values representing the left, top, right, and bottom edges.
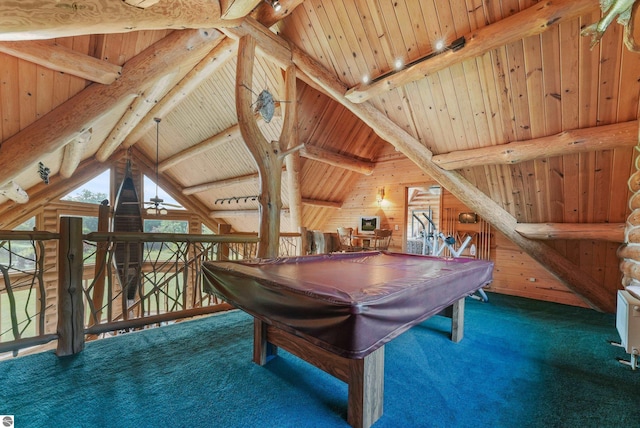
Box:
60, 128, 92, 178
96, 73, 176, 162
123, 0, 161, 7
302, 198, 342, 209
159, 111, 267, 172
345, 0, 598, 103
0, 29, 221, 186
249, 0, 304, 28
0, 0, 236, 41
301, 144, 375, 175
123, 37, 237, 150
220, 0, 261, 20
0, 152, 125, 229
515, 223, 625, 242
289, 39, 614, 312
0, 40, 122, 84
183, 172, 260, 195
432, 121, 638, 170
221, 16, 292, 70
210, 208, 290, 217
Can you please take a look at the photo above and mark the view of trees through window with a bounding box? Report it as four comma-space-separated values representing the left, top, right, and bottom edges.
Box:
144, 219, 188, 234
62, 170, 110, 205
63, 189, 109, 205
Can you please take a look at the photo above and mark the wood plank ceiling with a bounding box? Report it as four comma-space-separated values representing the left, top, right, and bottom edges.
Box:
0, 0, 638, 311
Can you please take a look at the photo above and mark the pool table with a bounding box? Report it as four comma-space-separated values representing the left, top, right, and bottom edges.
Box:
202, 251, 493, 427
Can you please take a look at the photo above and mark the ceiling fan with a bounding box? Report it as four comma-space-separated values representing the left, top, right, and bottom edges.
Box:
144, 118, 181, 215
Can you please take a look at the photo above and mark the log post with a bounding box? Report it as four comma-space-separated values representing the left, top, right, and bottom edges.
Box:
235, 34, 283, 259
57, 216, 85, 356
299, 226, 308, 256
217, 223, 232, 260
89, 201, 110, 328
282, 65, 302, 232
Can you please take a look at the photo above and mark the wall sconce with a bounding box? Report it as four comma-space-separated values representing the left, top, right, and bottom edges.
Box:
376, 187, 385, 205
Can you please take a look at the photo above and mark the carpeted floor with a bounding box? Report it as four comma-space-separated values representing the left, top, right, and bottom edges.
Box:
1, 292, 638, 427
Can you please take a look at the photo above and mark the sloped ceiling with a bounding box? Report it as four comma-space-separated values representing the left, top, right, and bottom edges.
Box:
0, 0, 638, 311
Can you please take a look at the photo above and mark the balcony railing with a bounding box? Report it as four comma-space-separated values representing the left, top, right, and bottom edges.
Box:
0, 218, 304, 358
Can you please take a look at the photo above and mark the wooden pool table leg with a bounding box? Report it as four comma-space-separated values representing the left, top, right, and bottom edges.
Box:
347, 346, 384, 428
451, 297, 465, 343
253, 319, 278, 365
252, 318, 385, 428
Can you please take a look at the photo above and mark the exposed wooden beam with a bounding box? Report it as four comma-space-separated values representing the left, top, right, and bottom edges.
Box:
183, 172, 259, 195
96, 73, 176, 162
0, 29, 221, 186
0, 151, 125, 229
60, 128, 92, 178
159, 111, 266, 172
210, 208, 290, 217
221, 16, 292, 69
301, 198, 342, 209
289, 39, 614, 312
516, 223, 625, 243
300, 144, 375, 175
250, 0, 305, 26
432, 121, 638, 170
220, 0, 261, 19
345, 0, 598, 103
0, 0, 236, 41
123, 0, 161, 7
0, 40, 122, 84
123, 37, 237, 149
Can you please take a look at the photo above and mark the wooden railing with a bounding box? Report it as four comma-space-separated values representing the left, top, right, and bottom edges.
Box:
0, 218, 305, 357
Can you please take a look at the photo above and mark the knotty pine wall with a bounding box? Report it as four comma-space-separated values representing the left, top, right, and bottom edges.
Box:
323, 153, 596, 308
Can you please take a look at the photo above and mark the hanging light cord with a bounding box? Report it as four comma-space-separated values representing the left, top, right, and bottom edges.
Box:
154, 118, 161, 203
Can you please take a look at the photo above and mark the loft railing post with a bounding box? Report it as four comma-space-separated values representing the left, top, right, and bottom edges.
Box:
217, 224, 231, 260
89, 201, 110, 327
299, 226, 307, 256
57, 216, 85, 356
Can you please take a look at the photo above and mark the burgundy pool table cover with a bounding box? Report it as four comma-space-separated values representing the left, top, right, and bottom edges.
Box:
202, 251, 493, 358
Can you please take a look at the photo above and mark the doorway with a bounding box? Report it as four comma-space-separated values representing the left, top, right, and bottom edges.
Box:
405, 185, 441, 255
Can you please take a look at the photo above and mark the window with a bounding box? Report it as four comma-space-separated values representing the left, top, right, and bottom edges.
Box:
62, 170, 110, 204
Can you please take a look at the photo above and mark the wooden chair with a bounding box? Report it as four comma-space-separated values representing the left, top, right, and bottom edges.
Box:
337, 227, 355, 252
372, 229, 392, 251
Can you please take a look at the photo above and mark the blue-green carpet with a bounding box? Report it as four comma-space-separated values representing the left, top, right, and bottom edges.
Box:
1, 293, 638, 427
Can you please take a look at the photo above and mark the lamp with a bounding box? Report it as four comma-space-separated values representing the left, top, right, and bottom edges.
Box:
376, 187, 385, 205
145, 118, 180, 216
265, 0, 282, 12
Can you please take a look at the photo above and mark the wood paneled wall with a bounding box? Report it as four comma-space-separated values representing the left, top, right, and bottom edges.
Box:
323, 151, 435, 252
323, 153, 603, 308
440, 189, 587, 307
